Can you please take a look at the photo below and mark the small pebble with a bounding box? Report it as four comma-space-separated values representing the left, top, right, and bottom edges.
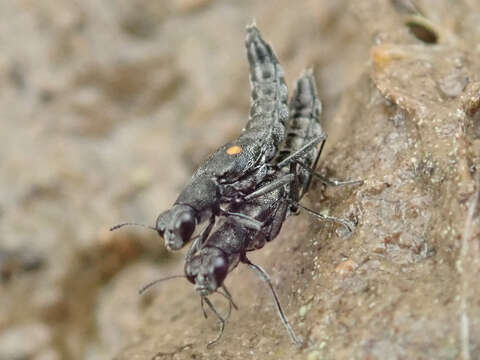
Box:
299, 305, 309, 318
438, 72, 468, 98
335, 259, 358, 277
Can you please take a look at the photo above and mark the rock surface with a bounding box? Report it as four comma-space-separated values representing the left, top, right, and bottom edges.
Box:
1, 1, 479, 359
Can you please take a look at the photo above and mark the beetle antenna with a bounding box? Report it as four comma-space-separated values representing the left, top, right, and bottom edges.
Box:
203, 296, 227, 348
109, 222, 157, 232
138, 275, 186, 295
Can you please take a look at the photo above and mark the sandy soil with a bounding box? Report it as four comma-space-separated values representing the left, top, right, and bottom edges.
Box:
1, 1, 479, 359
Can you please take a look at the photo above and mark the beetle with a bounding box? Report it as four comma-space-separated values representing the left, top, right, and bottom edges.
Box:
112, 24, 297, 251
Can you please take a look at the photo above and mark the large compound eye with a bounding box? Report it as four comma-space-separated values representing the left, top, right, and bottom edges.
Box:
174, 211, 195, 243
212, 256, 228, 286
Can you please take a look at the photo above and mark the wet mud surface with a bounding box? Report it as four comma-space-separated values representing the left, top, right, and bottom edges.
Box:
1, 1, 479, 359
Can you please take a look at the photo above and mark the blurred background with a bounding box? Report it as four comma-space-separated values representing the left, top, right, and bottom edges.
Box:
1, 1, 480, 359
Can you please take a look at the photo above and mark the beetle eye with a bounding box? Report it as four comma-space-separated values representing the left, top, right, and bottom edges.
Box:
175, 212, 195, 242
212, 257, 228, 285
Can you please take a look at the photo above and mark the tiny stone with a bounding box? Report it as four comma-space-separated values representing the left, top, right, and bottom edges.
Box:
335, 258, 358, 276
299, 305, 309, 318
335, 226, 352, 239
438, 73, 468, 98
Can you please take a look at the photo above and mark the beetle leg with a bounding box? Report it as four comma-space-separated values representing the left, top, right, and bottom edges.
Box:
290, 201, 355, 233
197, 214, 216, 245
220, 209, 263, 231
276, 134, 327, 169
242, 173, 294, 201
241, 255, 304, 347
295, 160, 363, 196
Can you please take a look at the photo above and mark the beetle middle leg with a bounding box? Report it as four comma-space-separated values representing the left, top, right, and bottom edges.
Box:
242, 173, 295, 202
295, 160, 363, 198
288, 158, 356, 232
275, 133, 327, 169
220, 209, 263, 231
292, 162, 357, 233
195, 214, 216, 246
241, 164, 355, 233
290, 201, 355, 233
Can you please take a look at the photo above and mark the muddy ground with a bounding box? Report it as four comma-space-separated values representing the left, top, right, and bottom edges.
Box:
1, 1, 479, 359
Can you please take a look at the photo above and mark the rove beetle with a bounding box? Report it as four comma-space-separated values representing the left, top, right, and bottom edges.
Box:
112, 24, 295, 250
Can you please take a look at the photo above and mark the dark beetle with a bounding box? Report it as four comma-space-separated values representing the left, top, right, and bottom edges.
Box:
112, 24, 290, 251
184, 72, 329, 347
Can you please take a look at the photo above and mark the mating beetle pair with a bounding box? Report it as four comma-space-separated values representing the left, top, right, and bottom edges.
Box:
112, 24, 361, 347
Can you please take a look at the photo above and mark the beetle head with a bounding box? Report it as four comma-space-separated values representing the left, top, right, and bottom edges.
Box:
156, 205, 196, 250
184, 247, 229, 296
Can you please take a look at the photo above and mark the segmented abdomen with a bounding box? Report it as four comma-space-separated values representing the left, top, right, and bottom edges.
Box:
275, 71, 324, 189
240, 72, 325, 252
244, 25, 288, 156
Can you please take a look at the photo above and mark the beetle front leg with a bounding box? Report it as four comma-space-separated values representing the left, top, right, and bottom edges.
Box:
242, 173, 295, 202
197, 214, 216, 245
220, 209, 263, 231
